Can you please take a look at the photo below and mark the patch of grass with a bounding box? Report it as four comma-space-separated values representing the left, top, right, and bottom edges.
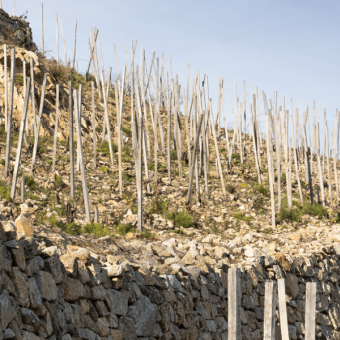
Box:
98, 140, 118, 156
170, 228, 184, 234
149, 196, 168, 215
232, 153, 240, 161
0, 181, 11, 201
49, 214, 64, 229
15, 74, 24, 86
24, 176, 39, 191
55, 174, 63, 187
278, 204, 302, 223
83, 222, 110, 238
253, 197, 264, 211
66, 222, 82, 235
170, 149, 178, 161
99, 166, 109, 174
115, 223, 136, 236
240, 183, 247, 189
165, 210, 194, 228
122, 126, 132, 136
140, 231, 155, 239
257, 184, 268, 196
233, 213, 252, 223
302, 203, 328, 219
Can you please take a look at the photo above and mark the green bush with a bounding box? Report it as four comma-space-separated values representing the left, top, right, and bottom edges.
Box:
170, 149, 178, 161
302, 203, 328, 219
257, 184, 268, 196
24, 176, 39, 191
66, 222, 82, 235
55, 175, 63, 187
122, 126, 132, 136
232, 213, 252, 223
166, 211, 194, 228
278, 206, 302, 223
149, 196, 168, 215
232, 153, 240, 161
0, 181, 11, 201
115, 223, 136, 236
83, 222, 110, 238
98, 140, 118, 155
49, 214, 64, 229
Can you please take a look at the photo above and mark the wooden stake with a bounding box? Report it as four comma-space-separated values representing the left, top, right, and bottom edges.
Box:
69, 82, 75, 199
30, 73, 48, 175
21, 176, 25, 204
56, 14, 59, 66
94, 206, 99, 223
326, 125, 332, 203
72, 20, 77, 69
228, 268, 241, 340
264, 281, 277, 340
52, 84, 60, 173
5, 48, 15, 177
277, 279, 289, 340
41, 3, 44, 55
91, 82, 97, 169
4, 44, 7, 132
305, 282, 316, 340
74, 89, 91, 221
10, 77, 31, 199
30, 58, 37, 134
58, 16, 67, 66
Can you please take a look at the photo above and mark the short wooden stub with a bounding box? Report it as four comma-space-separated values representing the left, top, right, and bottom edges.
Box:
264, 281, 277, 340
228, 267, 241, 340
305, 282, 317, 340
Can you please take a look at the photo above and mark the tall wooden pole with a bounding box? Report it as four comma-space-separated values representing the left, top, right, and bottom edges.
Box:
56, 14, 59, 66
4, 44, 7, 132
11, 78, 31, 199
5, 48, 15, 177
41, 4, 44, 55
69, 81, 75, 199
59, 16, 67, 66
91, 82, 96, 169
72, 20, 77, 69
52, 84, 60, 173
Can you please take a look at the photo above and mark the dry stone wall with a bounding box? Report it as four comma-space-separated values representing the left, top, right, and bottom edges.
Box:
1, 220, 340, 339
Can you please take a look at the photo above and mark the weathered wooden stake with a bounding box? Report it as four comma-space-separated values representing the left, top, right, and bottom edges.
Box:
277, 279, 289, 340
21, 176, 25, 203
228, 268, 241, 340
94, 206, 99, 223
264, 281, 277, 340
30, 73, 48, 175
305, 282, 316, 340
4, 44, 7, 132
41, 3, 44, 55
69, 81, 75, 199
72, 20, 77, 69
10, 77, 31, 199
5, 48, 15, 177
52, 84, 60, 173
56, 14, 59, 66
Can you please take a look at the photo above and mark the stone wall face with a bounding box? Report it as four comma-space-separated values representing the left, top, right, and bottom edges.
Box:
0, 220, 340, 340
0, 9, 36, 51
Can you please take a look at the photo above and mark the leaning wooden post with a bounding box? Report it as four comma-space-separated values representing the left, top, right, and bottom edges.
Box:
187, 113, 204, 203
52, 84, 60, 173
56, 14, 59, 66
277, 279, 289, 340
21, 177, 25, 203
41, 3, 44, 55
74, 89, 91, 221
30, 73, 48, 175
10, 77, 31, 199
4, 44, 7, 132
72, 20, 77, 69
325, 125, 332, 203
69, 81, 75, 199
5, 48, 15, 177
264, 281, 277, 340
30, 58, 37, 134
91, 81, 97, 169
304, 125, 314, 204
228, 268, 241, 340
305, 282, 316, 340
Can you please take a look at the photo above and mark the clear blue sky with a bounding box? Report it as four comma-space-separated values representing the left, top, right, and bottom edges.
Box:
7, 0, 340, 132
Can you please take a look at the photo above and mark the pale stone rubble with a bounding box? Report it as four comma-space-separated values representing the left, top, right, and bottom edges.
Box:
1, 217, 340, 339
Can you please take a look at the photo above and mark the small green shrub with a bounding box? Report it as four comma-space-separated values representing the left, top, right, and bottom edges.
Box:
55, 175, 63, 187
281, 173, 287, 184
122, 126, 132, 136
24, 176, 39, 191
170, 149, 178, 161
257, 184, 268, 196
240, 183, 247, 189
99, 166, 109, 173
232, 153, 240, 161
140, 231, 155, 239
49, 214, 64, 229
0, 181, 11, 201
66, 222, 82, 235
278, 206, 302, 223
166, 211, 194, 228
149, 196, 168, 215
83, 222, 110, 238
232, 213, 252, 223
98, 140, 118, 155
302, 203, 328, 219
115, 223, 136, 236
15, 74, 24, 86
